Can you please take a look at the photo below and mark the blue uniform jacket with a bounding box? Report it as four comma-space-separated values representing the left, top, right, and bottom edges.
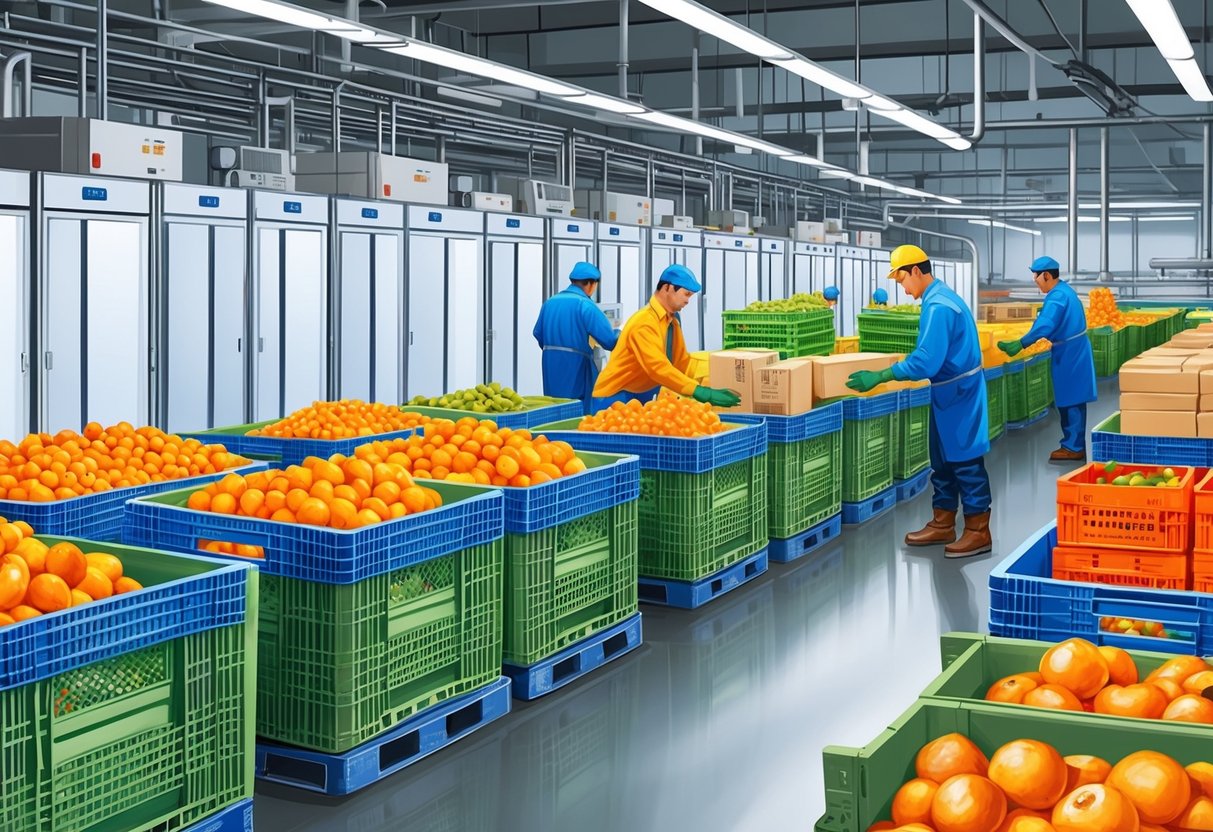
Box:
533, 285, 620, 404
1019, 280, 1097, 408
891, 280, 990, 462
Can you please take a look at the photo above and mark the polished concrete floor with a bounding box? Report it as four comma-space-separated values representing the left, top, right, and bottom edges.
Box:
255, 382, 1119, 832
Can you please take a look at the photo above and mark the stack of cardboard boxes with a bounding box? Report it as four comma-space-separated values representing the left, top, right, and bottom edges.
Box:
706, 349, 904, 416
1119, 326, 1213, 437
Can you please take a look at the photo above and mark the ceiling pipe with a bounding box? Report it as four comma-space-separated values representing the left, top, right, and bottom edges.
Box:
1, 51, 32, 118
855, 216, 982, 299
968, 12, 984, 143
955, 0, 1055, 65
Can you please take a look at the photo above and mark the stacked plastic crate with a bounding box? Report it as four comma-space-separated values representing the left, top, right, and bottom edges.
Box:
985, 365, 1006, 442
839, 391, 898, 524
891, 386, 931, 502
856, 310, 920, 354
721, 308, 836, 358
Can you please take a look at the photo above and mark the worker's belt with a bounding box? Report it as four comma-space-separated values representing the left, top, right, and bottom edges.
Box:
542, 345, 592, 359
1054, 328, 1090, 345
934, 365, 983, 387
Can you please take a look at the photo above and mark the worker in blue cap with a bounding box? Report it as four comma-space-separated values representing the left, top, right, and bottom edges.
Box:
845, 245, 992, 558
591, 263, 741, 411
823, 286, 840, 308
998, 255, 1097, 462
533, 262, 620, 414
872, 287, 889, 307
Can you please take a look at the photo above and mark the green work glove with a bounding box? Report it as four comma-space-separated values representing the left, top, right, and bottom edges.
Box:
845, 367, 895, 393
998, 339, 1023, 357
692, 386, 742, 407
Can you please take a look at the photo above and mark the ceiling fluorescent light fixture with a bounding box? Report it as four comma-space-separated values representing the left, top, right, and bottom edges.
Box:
1079, 200, 1198, 209
637, 0, 793, 60
871, 107, 972, 149
564, 92, 646, 114
202, 0, 364, 32
380, 42, 584, 97
1123, 0, 1213, 101
770, 58, 875, 101
1032, 216, 1132, 223
632, 110, 794, 157
968, 219, 1042, 236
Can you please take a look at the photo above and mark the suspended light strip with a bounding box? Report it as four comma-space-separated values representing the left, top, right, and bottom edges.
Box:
379, 43, 584, 97
967, 219, 1042, 236
1123, 0, 1213, 101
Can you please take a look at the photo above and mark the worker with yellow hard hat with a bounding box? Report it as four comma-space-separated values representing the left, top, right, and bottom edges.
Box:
845, 245, 993, 558
591, 264, 741, 412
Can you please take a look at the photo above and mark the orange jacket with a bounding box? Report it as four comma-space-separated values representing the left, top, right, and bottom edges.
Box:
593, 297, 698, 397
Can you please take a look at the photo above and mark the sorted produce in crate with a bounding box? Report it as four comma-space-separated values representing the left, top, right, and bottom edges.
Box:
0, 528, 143, 625
1100, 616, 1180, 640
579, 390, 729, 437
352, 417, 587, 487
184, 458, 444, 536
980, 637, 1213, 724
743, 291, 829, 312
1095, 461, 1182, 487
1087, 287, 1126, 330
247, 399, 430, 438
1019, 339, 1052, 359
864, 303, 922, 314
866, 731, 1213, 831
0, 422, 246, 500
407, 382, 527, 413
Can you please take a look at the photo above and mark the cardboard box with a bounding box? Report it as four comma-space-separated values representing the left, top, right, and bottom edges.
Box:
1200, 412, 1213, 437
794, 221, 825, 243
1121, 410, 1197, 438
1200, 394, 1213, 411
811, 352, 899, 401
857, 230, 882, 248
1119, 359, 1200, 394
1120, 392, 1199, 412
1171, 333, 1213, 348
987, 303, 1036, 322
753, 359, 814, 415
1141, 348, 1201, 358
1186, 354, 1213, 375
708, 349, 780, 412
1203, 370, 1213, 395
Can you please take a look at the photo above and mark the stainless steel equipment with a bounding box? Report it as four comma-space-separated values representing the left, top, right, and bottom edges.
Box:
500, 177, 574, 217
702, 233, 759, 350
159, 183, 248, 432
707, 209, 750, 230
228, 146, 295, 192
579, 190, 652, 226
791, 242, 836, 294
462, 192, 513, 212
596, 223, 646, 323
651, 228, 704, 351
549, 219, 595, 296
37, 173, 152, 430
406, 206, 485, 395
486, 212, 545, 394
333, 198, 405, 404
250, 190, 329, 421
296, 152, 448, 205
836, 246, 875, 337
0, 118, 183, 181
758, 237, 787, 301
0, 170, 30, 438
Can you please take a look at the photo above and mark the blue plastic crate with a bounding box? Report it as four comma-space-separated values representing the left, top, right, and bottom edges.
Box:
637, 548, 768, 609
841, 390, 899, 421
895, 467, 930, 502
402, 398, 584, 430
531, 419, 767, 475
183, 799, 253, 832
123, 481, 504, 584
1090, 411, 1213, 467
0, 536, 250, 690
491, 452, 640, 534
503, 612, 643, 700
179, 425, 418, 466
1091, 414, 1135, 463
841, 483, 898, 525
898, 385, 932, 410
0, 461, 268, 542
1004, 361, 1024, 378
989, 522, 1213, 656
729, 401, 842, 444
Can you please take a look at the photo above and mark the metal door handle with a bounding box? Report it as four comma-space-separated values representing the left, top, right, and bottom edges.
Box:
258, 337, 265, 352
409, 332, 414, 345
237, 338, 242, 353
149, 346, 156, 372
43, 352, 52, 370
20, 352, 27, 373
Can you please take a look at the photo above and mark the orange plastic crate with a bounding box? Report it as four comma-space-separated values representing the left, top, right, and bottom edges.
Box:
1056, 462, 1195, 554
1052, 544, 1190, 590
1195, 470, 1213, 555
1194, 551, 1213, 593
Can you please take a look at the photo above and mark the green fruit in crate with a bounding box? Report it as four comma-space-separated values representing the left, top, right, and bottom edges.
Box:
408, 384, 528, 412
743, 292, 830, 312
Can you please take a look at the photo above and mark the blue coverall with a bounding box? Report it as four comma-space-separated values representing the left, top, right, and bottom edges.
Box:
533, 285, 620, 414
1018, 280, 1097, 452
891, 280, 992, 516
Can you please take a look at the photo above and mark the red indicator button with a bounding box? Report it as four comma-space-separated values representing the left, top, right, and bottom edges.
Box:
90, 152, 101, 168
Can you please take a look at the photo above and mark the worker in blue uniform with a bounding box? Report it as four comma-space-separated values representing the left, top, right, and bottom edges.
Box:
997, 256, 1097, 463
846, 245, 993, 558
872, 287, 889, 307
533, 262, 620, 414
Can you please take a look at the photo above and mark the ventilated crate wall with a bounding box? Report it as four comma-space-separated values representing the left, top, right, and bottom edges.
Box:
768, 433, 842, 539
856, 311, 920, 354
841, 395, 896, 503
1025, 355, 1051, 417
985, 368, 1006, 441
721, 309, 836, 358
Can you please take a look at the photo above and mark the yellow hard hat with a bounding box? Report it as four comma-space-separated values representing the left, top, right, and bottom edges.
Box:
887, 244, 930, 278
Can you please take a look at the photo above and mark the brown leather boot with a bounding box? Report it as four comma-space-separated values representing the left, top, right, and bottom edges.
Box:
905, 508, 957, 547
1049, 447, 1086, 464
945, 512, 992, 559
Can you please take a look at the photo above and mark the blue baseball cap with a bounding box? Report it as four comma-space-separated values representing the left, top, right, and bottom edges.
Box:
823, 286, 840, 301
659, 263, 702, 293
872, 287, 889, 304
1030, 255, 1060, 273
569, 261, 602, 282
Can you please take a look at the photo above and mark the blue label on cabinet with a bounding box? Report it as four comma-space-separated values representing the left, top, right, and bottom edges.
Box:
81, 187, 107, 202
609, 227, 620, 236
734, 240, 743, 248
567, 224, 580, 233
283, 201, 302, 214
506, 218, 520, 229
428, 211, 443, 223
673, 234, 684, 242
361, 208, 379, 219
198, 195, 220, 208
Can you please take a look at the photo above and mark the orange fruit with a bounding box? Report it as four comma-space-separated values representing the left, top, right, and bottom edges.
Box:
26, 572, 71, 612
70, 588, 92, 606
1183, 671, 1213, 696
9, 604, 40, 621
329, 499, 358, 529
988, 739, 1068, 810
0, 522, 23, 553
296, 497, 331, 527
930, 773, 1006, 832
866, 824, 897, 831
1039, 638, 1109, 699
210, 492, 237, 515
1099, 646, 1139, 686
1107, 750, 1190, 824
986, 674, 1041, 704
84, 552, 122, 583
1164, 695, 1213, 724
355, 508, 381, 527
1189, 763, 1213, 798
1022, 684, 1084, 712
45, 542, 87, 587
1052, 784, 1139, 832
76, 566, 113, 599
996, 810, 1057, 832
891, 779, 939, 826
0, 558, 28, 609
13, 538, 47, 575
1150, 678, 1184, 702
1093, 684, 1169, 720
113, 576, 142, 594
1148, 656, 1211, 685
0, 612, 12, 625
1066, 755, 1113, 792
1172, 795, 1213, 830
915, 733, 990, 782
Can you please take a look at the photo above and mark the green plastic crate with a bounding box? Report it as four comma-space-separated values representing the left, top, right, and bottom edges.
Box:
636, 455, 768, 582
815, 697, 1213, 832
1088, 327, 1119, 377
1123, 324, 1142, 359
857, 311, 920, 354
721, 309, 836, 358
1004, 363, 1029, 422
504, 499, 638, 667
768, 431, 842, 539
1025, 356, 1051, 416
986, 373, 1005, 441
1, 545, 255, 832
842, 412, 893, 502
893, 405, 930, 481
255, 540, 503, 752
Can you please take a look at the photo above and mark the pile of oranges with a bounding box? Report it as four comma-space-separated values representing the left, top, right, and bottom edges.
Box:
984, 637, 1213, 724
0, 526, 142, 626
248, 400, 431, 439
356, 418, 586, 487
0, 422, 245, 502
579, 391, 728, 437
1087, 287, 1126, 330
186, 459, 443, 535
870, 734, 1213, 831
